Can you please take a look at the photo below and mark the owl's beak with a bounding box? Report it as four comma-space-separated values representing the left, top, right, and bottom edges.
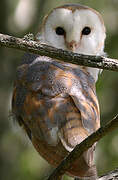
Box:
66, 40, 80, 52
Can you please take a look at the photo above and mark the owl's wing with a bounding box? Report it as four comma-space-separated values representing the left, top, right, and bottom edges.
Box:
58, 82, 100, 152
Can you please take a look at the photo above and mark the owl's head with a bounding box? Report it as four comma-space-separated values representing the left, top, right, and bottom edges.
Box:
37, 4, 106, 56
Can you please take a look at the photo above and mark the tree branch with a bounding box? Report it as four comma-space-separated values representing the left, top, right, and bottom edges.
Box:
0, 33, 118, 72
47, 115, 118, 180
75, 168, 118, 180
98, 168, 118, 180
1, 33, 118, 179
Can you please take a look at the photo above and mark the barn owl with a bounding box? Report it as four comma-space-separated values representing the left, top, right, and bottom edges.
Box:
12, 4, 106, 180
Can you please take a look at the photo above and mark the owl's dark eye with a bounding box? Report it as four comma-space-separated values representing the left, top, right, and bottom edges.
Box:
55, 27, 65, 36
82, 27, 91, 35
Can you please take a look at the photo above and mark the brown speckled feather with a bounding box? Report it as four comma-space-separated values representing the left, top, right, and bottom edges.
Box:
12, 53, 100, 179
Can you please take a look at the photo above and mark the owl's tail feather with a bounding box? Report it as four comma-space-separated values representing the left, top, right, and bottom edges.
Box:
66, 149, 97, 179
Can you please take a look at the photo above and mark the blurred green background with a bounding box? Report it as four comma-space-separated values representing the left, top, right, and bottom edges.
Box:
0, 0, 118, 179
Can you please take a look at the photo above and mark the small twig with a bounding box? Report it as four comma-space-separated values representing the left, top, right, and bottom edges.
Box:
47, 115, 118, 180
98, 168, 118, 180
0, 33, 118, 72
